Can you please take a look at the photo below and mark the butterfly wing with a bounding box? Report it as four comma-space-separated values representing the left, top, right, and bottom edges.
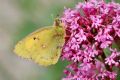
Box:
14, 26, 64, 66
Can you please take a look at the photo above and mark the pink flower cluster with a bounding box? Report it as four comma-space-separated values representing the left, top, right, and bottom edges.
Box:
61, 0, 120, 80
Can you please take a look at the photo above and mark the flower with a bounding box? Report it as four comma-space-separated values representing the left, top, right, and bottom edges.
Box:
61, 0, 120, 80
90, 15, 103, 28
105, 48, 120, 67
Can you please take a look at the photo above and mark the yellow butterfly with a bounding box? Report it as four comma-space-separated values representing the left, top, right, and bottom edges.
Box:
14, 20, 65, 66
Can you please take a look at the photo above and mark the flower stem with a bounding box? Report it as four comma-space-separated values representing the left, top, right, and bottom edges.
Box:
101, 51, 112, 72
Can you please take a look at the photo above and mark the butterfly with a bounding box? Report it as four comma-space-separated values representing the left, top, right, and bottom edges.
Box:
14, 20, 65, 66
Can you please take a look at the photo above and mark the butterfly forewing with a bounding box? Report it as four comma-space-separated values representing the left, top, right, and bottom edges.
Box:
14, 26, 64, 66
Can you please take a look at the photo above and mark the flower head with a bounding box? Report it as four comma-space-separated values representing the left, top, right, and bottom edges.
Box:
61, 0, 120, 80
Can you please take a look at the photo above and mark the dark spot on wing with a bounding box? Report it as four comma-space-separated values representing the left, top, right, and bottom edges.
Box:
33, 37, 39, 40
33, 37, 37, 40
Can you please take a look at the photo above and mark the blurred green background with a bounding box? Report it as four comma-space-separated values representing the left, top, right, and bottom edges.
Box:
0, 0, 119, 80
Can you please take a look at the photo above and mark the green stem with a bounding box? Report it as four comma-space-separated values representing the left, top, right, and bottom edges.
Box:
101, 51, 112, 72
114, 37, 120, 50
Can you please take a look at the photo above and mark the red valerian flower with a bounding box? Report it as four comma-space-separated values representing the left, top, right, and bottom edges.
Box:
61, 0, 120, 80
